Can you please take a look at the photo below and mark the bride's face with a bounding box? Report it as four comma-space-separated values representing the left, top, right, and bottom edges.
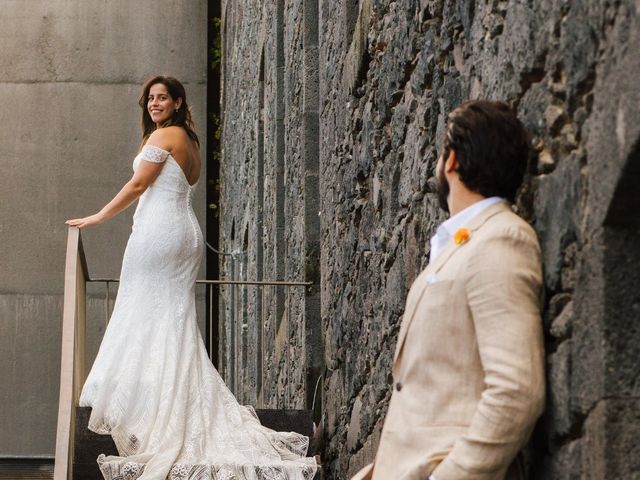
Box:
147, 83, 182, 126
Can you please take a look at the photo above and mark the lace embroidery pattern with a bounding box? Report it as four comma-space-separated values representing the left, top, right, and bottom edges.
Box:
139, 144, 170, 163
79, 149, 318, 480
98, 455, 318, 480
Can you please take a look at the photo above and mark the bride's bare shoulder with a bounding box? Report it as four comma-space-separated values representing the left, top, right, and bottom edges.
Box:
147, 126, 185, 151
165, 126, 199, 152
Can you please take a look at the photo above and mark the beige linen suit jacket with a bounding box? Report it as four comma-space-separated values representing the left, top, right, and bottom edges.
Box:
352, 201, 545, 480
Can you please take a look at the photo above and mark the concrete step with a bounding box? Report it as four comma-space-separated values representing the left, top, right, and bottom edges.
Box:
74, 407, 319, 479
0, 458, 54, 480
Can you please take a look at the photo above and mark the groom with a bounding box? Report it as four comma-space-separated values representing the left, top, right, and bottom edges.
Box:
352, 100, 545, 480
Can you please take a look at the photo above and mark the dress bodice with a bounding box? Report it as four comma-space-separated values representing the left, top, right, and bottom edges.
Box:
133, 145, 197, 198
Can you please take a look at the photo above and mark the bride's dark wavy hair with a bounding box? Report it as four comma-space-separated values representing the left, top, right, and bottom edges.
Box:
139, 75, 200, 147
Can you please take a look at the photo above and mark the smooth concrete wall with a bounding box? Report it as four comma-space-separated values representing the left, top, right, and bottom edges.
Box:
0, 1, 207, 455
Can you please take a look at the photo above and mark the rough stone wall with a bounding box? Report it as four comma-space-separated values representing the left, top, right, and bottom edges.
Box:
0, 0, 207, 455
282, 0, 307, 408
220, 0, 322, 410
218, 0, 261, 405
318, 1, 640, 478
221, 0, 640, 478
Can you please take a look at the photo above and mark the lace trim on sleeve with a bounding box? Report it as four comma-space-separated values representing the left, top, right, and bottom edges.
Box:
140, 145, 170, 164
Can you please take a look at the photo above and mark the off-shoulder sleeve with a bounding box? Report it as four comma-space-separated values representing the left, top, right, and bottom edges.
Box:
139, 144, 170, 164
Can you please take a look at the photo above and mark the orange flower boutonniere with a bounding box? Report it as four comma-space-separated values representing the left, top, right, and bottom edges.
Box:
453, 227, 470, 245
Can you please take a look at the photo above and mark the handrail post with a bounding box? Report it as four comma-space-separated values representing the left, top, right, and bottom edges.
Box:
75, 261, 87, 404
54, 227, 88, 480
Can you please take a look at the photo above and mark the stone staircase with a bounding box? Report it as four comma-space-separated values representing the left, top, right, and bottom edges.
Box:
73, 407, 320, 479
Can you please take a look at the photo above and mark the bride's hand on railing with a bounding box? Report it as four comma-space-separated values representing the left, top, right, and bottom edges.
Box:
65, 213, 105, 228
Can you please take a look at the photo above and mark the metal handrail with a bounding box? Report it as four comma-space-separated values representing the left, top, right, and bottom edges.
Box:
205, 241, 237, 257
89, 278, 312, 286
87, 278, 312, 408
54, 227, 89, 480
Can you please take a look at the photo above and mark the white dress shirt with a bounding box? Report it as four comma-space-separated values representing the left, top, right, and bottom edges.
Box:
429, 197, 504, 263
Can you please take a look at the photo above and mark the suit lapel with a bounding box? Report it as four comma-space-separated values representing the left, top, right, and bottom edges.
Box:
392, 201, 511, 370
392, 270, 430, 365
427, 201, 510, 275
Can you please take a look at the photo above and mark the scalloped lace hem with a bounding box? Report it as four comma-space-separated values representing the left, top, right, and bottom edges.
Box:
97, 454, 318, 480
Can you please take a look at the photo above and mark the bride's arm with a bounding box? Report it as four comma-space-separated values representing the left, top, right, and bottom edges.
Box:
65, 160, 164, 228
67, 128, 175, 228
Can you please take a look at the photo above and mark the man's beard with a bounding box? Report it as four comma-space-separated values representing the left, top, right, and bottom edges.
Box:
435, 158, 450, 214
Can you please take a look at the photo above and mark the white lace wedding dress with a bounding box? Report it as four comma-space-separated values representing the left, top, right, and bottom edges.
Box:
79, 145, 318, 480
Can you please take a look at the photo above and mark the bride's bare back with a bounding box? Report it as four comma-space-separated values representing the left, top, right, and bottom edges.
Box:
146, 125, 201, 186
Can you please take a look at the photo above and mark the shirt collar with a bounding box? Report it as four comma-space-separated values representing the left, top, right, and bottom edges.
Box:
439, 196, 504, 238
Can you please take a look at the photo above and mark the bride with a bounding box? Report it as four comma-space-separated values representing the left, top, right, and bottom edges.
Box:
66, 76, 318, 480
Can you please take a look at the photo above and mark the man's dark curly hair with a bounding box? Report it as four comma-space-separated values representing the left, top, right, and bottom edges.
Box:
442, 100, 531, 202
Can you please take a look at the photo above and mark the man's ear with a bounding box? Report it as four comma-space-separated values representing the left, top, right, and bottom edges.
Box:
445, 149, 458, 173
